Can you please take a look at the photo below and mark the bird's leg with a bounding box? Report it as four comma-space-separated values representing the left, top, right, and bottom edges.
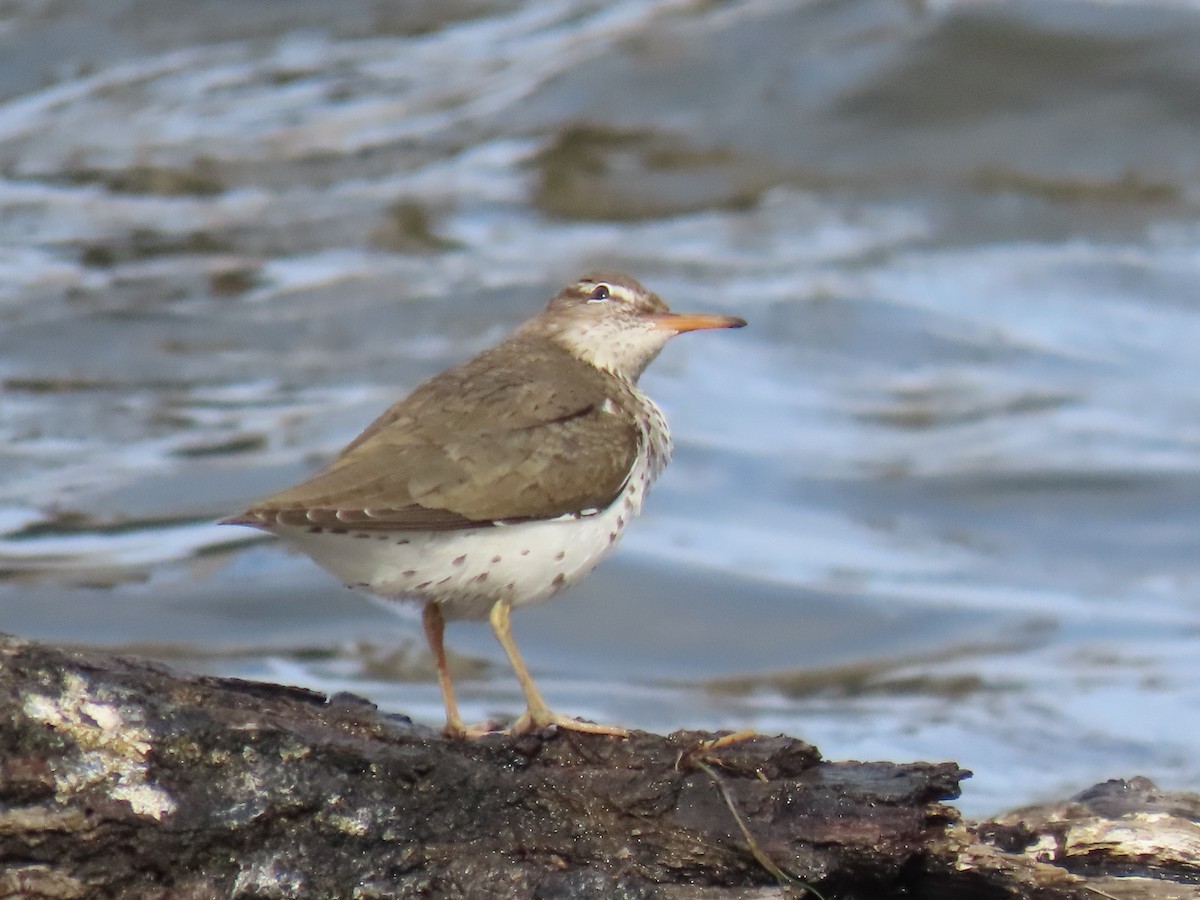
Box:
421, 602, 495, 739
488, 597, 628, 737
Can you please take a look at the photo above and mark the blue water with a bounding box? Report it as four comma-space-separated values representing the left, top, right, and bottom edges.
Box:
2, 0, 1199, 816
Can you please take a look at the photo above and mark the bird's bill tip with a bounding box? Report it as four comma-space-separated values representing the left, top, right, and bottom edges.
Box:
650, 312, 747, 333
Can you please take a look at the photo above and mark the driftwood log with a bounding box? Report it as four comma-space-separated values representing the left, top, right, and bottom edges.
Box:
1, 633, 1196, 899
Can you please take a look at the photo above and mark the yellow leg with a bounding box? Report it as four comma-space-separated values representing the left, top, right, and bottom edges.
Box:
488, 598, 628, 737
422, 603, 494, 739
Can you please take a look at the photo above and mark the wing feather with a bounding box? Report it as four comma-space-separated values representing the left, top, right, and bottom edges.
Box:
227, 337, 640, 531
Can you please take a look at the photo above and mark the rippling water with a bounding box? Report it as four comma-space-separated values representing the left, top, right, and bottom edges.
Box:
2, 0, 1200, 816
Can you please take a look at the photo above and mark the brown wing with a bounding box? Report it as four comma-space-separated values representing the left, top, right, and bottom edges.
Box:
225, 337, 640, 531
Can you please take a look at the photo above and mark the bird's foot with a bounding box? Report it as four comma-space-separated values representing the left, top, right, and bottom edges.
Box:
442, 717, 504, 740
676, 729, 761, 771
694, 729, 759, 754
510, 708, 629, 738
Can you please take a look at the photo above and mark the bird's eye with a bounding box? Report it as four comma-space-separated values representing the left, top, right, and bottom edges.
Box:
587, 284, 611, 303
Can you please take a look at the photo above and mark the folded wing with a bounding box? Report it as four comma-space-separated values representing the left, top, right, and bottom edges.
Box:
225, 338, 639, 531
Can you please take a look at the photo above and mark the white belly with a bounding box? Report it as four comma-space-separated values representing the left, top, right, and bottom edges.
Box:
271, 452, 652, 621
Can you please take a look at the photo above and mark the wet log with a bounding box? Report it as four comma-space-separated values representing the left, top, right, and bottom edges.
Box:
0, 632, 1195, 899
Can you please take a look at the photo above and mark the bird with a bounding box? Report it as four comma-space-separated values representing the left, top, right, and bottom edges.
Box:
222, 272, 746, 738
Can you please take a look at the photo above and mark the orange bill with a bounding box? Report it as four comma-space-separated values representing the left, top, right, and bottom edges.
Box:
651, 312, 747, 332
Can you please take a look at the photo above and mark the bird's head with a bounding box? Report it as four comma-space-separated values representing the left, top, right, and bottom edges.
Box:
524, 272, 746, 382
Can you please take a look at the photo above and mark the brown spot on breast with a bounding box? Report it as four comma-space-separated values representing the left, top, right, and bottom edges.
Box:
554, 550, 565, 561
608, 531, 618, 544
472, 573, 489, 583
491, 555, 502, 564
307, 526, 323, 534
415, 581, 432, 590
452, 554, 467, 566
617, 516, 625, 528
396, 538, 410, 545
353, 533, 369, 540
552, 573, 566, 588
330, 527, 348, 535
402, 569, 417, 577
520, 549, 530, 556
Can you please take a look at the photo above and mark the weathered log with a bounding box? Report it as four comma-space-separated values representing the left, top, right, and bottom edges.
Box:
0, 633, 1195, 899
963, 776, 1200, 900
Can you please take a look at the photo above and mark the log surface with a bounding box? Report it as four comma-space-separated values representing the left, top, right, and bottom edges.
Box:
0, 633, 1195, 899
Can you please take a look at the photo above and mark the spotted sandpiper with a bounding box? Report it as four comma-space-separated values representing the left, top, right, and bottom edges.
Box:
223, 272, 746, 738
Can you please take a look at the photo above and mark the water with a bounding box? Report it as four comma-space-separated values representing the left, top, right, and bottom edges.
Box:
2, 0, 1200, 817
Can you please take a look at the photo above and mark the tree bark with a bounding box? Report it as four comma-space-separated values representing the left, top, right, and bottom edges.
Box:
0, 633, 1195, 899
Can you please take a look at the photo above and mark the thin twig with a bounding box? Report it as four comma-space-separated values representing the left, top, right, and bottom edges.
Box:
692, 758, 825, 900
